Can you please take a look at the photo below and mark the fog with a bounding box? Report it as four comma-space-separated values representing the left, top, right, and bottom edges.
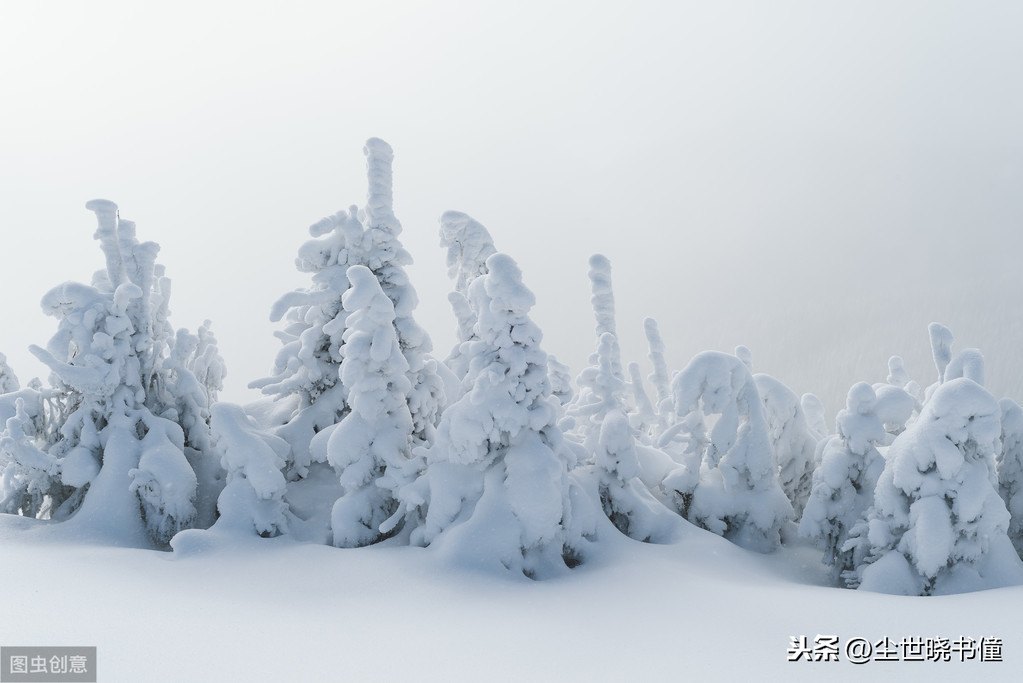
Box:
2, 1, 1021, 420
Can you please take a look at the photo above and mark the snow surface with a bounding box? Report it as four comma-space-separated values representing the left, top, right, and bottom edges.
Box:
2, 513, 1020, 683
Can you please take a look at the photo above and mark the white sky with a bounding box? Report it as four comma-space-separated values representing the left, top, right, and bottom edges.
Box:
2, 1, 1022, 417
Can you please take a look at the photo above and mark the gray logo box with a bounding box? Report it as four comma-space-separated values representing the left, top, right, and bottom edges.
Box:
1, 648, 96, 682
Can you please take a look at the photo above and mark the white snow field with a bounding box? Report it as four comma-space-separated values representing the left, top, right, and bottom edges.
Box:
1, 514, 1019, 683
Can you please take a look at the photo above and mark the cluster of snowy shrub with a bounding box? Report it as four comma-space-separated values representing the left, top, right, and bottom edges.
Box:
2, 139, 1022, 593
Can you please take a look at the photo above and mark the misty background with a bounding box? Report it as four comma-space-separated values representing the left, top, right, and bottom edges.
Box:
1, 1, 1021, 422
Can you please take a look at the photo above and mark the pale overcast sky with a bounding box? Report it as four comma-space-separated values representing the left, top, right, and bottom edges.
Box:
2, 1, 1021, 416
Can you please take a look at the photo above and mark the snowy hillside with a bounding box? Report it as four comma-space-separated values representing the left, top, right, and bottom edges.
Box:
2, 514, 1018, 682
2, 137, 1022, 681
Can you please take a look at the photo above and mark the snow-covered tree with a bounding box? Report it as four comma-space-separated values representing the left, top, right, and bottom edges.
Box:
399, 253, 583, 578
643, 317, 672, 415
663, 351, 793, 552
0, 398, 61, 516
361, 139, 446, 448
928, 322, 954, 385
586, 254, 622, 379
886, 355, 910, 388
944, 348, 985, 385
0, 354, 19, 394
627, 361, 657, 441
252, 139, 446, 478
567, 332, 675, 542
799, 383, 888, 580
754, 373, 816, 516
17, 200, 223, 546
249, 202, 363, 478
210, 403, 291, 537
327, 265, 416, 547
567, 255, 630, 445
852, 378, 1023, 595
569, 333, 624, 452
870, 383, 918, 444
439, 210, 497, 382
547, 355, 574, 407
997, 398, 1023, 558
735, 345, 753, 372
801, 393, 828, 442
439, 210, 498, 299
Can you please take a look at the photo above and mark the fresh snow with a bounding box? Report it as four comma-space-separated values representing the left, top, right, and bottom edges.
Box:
2, 137, 1023, 681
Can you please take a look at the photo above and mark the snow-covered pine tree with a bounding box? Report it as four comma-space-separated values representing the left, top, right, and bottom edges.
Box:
921, 322, 955, 404
0, 398, 60, 516
886, 355, 910, 388
547, 355, 574, 407
399, 253, 583, 578
586, 254, 622, 379
327, 265, 416, 547
251, 139, 446, 478
663, 351, 793, 552
587, 335, 677, 542
439, 211, 497, 382
997, 397, 1023, 559
360, 139, 446, 449
735, 345, 754, 372
439, 211, 497, 297
209, 403, 291, 537
799, 382, 888, 580
852, 376, 1023, 595
754, 373, 817, 517
627, 361, 658, 442
569, 332, 624, 453
643, 317, 672, 420
567, 254, 629, 444
801, 393, 829, 443
20, 200, 223, 546
248, 203, 363, 479
0, 354, 20, 394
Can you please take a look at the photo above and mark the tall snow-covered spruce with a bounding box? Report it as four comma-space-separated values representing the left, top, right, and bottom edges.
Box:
998, 398, 1023, 558
327, 265, 415, 547
399, 253, 585, 578
5, 200, 225, 546
0, 354, 20, 394
251, 138, 446, 481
